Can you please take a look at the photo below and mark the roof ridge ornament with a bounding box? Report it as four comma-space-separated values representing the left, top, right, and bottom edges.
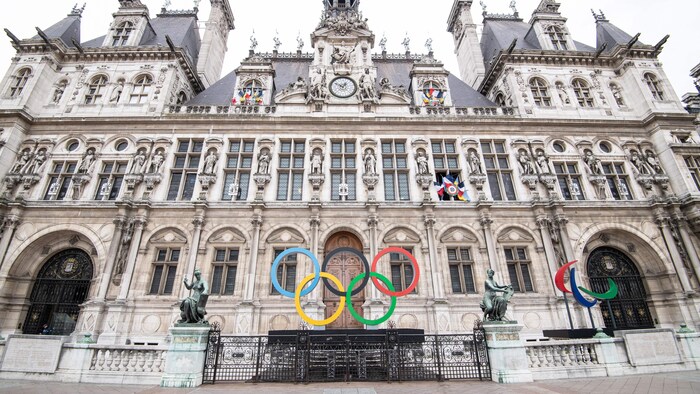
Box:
591, 9, 608, 22
273, 31, 282, 51
534, 0, 560, 14
509, 1, 519, 18
250, 30, 258, 52
401, 33, 410, 53
379, 34, 387, 52
70, 3, 86, 16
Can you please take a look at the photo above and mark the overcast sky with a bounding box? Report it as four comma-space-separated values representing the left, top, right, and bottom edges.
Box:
1, 0, 698, 98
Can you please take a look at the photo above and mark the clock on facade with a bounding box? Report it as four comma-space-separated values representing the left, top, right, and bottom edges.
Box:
329, 77, 357, 98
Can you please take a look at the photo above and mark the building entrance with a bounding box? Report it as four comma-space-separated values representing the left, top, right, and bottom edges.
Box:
323, 232, 364, 329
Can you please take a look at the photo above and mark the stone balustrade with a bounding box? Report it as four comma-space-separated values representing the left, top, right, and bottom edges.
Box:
167, 105, 516, 117
89, 347, 166, 374
525, 340, 599, 369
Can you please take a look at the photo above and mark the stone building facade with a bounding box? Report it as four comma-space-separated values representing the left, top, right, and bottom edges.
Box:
0, 0, 698, 346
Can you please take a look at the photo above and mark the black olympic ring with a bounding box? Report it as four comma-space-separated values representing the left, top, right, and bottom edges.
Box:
321, 247, 371, 297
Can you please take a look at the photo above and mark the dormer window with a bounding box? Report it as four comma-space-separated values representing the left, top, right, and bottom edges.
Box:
8, 68, 31, 98
529, 78, 551, 107
112, 21, 133, 47
233, 80, 264, 106
572, 79, 595, 107
129, 75, 152, 104
84, 75, 108, 105
546, 26, 568, 51
644, 73, 665, 100
421, 81, 447, 107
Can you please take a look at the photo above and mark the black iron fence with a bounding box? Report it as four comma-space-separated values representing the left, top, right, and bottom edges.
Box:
203, 327, 490, 384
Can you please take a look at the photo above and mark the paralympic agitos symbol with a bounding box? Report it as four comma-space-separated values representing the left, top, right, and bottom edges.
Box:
555, 260, 618, 308
271, 247, 420, 326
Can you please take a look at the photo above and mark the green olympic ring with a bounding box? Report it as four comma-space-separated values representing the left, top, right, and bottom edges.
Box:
346, 272, 397, 326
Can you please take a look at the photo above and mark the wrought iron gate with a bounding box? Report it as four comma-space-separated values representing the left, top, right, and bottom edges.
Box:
203, 327, 490, 383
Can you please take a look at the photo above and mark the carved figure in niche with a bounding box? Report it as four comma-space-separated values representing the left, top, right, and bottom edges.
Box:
52, 81, 66, 104
309, 69, 328, 101
77, 148, 96, 174
583, 150, 604, 175
310, 150, 323, 174
257, 150, 271, 175
178, 268, 209, 325
202, 150, 218, 175
331, 43, 355, 64
148, 149, 165, 174
630, 150, 652, 175
611, 84, 625, 107
128, 149, 146, 175
556, 82, 570, 105
480, 269, 515, 322
416, 151, 429, 175
23, 148, 47, 174
363, 148, 376, 175
468, 150, 483, 175
358, 68, 375, 100
293, 77, 306, 90
518, 150, 536, 175
645, 150, 663, 174
535, 150, 552, 174
110, 80, 124, 103
114, 222, 133, 276
11, 149, 32, 174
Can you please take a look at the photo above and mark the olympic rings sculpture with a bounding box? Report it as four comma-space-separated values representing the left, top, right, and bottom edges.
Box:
555, 260, 618, 308
271, 247, 420, 326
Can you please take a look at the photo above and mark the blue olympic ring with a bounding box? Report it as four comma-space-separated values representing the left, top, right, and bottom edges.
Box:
271, 247, 321, 298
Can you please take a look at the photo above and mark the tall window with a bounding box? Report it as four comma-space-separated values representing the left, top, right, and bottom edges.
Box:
546, 26, 568, 50
211, 248, 239, 296
382, 140, 410, 201
112, 21, 133, 46
149, 248, 180, 295
602, 162, 633, 200
8, 68, 31, 98
554, 162, 585, 200
271, 248, 296, 295
167, 139, 203, 201
481, 140, 516, 201
644, 73, 665, 100
331, 140, 356, 201
95, 161, 126, 200
530, 78, 551, 107
572, 79, 595, 107
223, 140, 253, 201
235, 80, 264, 106
84, 75, 108, 105
129, 75, 152, 104
448, 247, 476, 294
277, 140, 305, 201
684, 156, 700, 191
44, 160, 77, 200
390, 247, 416, 293
505, 247, 534, 292
432, 140, 461, 201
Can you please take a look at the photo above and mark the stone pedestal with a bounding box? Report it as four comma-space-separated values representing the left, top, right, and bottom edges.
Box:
483, 322, 533, 383
160, 325, 210, 388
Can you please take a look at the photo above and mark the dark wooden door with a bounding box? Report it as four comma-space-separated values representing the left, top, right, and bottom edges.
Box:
324, 232, 364, 329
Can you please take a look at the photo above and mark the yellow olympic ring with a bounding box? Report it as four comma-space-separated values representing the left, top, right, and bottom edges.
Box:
295, 272, 346, 326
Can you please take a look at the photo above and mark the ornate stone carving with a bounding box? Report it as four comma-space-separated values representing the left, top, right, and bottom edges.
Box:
252, 174, 271, 201
127, 148, 147, 175
256, 149, 271, 175
146, 148, 165, 174
71, 173, 92, 200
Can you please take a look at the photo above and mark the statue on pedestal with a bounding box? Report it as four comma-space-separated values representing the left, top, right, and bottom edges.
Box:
178, 268, 209, 325
480, 269, 514, 322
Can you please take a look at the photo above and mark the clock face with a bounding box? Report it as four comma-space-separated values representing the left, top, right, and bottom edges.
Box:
329, 77, 357, 98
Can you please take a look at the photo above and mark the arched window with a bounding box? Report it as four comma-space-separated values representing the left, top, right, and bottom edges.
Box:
84, 75, 108, 105
421, 81, 446, 107
129, 74, 152, 104
176, 91, 188, 105
234, 80, 264, 105
23, 249, 93, 335
546, 26, 568, 50
572, 79, 595, 107
529, 78, 551, 107
494, 92, 506, 107
8, 68, 31, 98
112, 21, 133, 46
644, 73, 665, 100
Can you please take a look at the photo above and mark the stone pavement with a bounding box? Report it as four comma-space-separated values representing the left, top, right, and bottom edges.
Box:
1, 372, 699, 394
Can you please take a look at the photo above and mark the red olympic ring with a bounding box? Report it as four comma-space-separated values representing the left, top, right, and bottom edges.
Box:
371, 246, 420, 297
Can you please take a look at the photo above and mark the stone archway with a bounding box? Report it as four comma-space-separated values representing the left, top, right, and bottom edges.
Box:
23, 249, 94, 335
324, 232, 364, 329
587, 247, 654, 330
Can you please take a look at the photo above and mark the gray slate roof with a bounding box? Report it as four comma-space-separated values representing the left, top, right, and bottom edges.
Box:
33, 15, 81, 48
596, 21, 644, 53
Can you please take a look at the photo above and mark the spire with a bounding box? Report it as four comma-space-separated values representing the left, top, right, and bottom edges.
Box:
32, 4, 84, 47
594, 11, 644, 52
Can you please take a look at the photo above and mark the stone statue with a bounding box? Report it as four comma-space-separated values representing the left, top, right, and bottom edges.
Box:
311, 151, 323, 174
257, 151, 271, 174
584, 150, 604, 175
401, 34, 410, 52
425, 38, 433, 52
556, 82, 570, 105
249, 32, 258, 51
273, 33, 282, 51
148, 149, 165, 174
645, 151, 663, 174
358, 69, 375, 101
24, 149, 47, 174
178, 268, 209, 325
128, 149, 146, 175
309, 69, 328, 101
11, 150, 32, 174
535, 150, 552, 174
202, 150, 218, 175
296, 35, 304, 51
611, 84, 625, 107
468, 151, 483, 175
77, 148, 96, 174
331, 43, 355, 64
480, 269, 515, 322
52, 82, 66, 104
630, 150, 653, 175
416, 151, 429, 175
114, 223, 133, 276
363, 148, 376, 175
518, 150, 536, 175
293, 77, 306, 90
110, 81, 124, 104
379, 35, 387, 52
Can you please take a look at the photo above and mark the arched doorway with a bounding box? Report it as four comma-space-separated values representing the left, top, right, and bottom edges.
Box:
587, 247, 653, 330
23, 249, 94, 335
324, 232, 364, 329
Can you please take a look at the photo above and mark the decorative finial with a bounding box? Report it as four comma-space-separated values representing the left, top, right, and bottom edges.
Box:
250, 30, 258, 51
193, 0, 201, 9
480, 1, 488, 16
162, 0, 171, 9
296, 33, 304, 51
379, 34, 387, 52
509, 0, 518, 16
425, 38, 433, 53
71, 2, 86, 15
273, 31, 282, 51
401, 33, 410, 52
599, 9, 606, 19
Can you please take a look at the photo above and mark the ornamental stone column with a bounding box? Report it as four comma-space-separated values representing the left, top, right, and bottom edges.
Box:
96, 216, 127, 301
554, 215, 575, 262
480, 215, 498, 271
180, 216, 205, 299
0, 215, 20, 273
535, 216, 559, 293
243, 213, 263, 302
366, 213, 379, 301
423, 213, 444, 300
117, 217, 147, 301
304, 215, 325, 323
655, 215, 693, 294
673, 214, 700, 287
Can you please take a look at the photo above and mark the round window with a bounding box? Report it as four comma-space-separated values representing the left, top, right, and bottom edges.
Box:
115, 140, 128, 152
599, 141, 612, 153
67, 140, 80, 152
552, 141, 566, 153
